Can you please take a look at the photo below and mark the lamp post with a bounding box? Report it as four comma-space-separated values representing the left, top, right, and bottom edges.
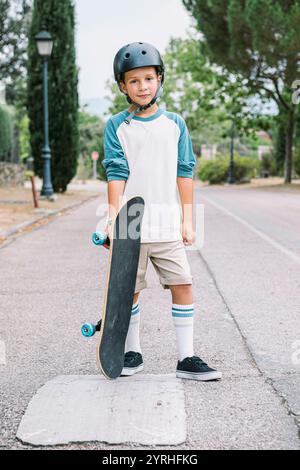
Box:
227, 121, 236, 185
35, 30, 54, 198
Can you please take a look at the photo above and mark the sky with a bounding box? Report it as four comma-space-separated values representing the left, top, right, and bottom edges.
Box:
75, 0, 194, 101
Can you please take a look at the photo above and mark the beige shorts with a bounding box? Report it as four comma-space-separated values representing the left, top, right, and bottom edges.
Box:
135, 240, 193, 293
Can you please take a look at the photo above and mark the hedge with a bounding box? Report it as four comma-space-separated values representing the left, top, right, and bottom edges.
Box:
197, 156, 260, 184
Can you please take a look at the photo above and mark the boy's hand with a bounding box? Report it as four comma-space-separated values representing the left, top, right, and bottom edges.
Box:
181, 221, 195, 246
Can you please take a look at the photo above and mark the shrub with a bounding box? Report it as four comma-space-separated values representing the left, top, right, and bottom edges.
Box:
198, 158, 228, 184
197, 155, 260, 184
234, 156, 260, 180
260, 152, 277, 177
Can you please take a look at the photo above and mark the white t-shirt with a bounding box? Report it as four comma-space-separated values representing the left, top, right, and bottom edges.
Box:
102, 108, 196, 243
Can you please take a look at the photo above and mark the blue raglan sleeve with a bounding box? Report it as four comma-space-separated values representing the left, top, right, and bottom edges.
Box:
177, 117, 196, 178
102, 118, 130, 182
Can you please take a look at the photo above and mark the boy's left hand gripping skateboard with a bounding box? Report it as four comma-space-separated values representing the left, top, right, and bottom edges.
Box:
81, 196, 145, 379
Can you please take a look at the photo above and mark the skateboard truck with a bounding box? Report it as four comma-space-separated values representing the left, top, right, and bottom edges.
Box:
81, 231, 110, 337
81, 320, 102, 338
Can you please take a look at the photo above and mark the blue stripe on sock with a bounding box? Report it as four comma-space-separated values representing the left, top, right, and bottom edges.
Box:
172, 305, 194, 312
172, 305, 194, 318
172, 312, 194, 318
172, 307, 194, 313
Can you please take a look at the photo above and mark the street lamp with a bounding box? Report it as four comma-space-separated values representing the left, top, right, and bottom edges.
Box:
35, 30, 54, 197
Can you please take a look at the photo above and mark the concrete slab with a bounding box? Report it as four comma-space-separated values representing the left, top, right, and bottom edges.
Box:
273, 374, 300, 417
16, 375, 186, 447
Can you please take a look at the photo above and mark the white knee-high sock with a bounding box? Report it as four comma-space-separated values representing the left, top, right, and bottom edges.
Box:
125, 302, 142, 354
172, 303, 194, 361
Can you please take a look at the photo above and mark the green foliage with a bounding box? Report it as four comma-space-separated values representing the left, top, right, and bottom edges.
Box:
105, 81, 129, 118
27, 0, 79, 193
182, 0, 300, 182
294, 105, 300, 177
260, 152, 277, 176
0, 0, 31, 85
0, 105, 13, 161
19, 114, 30, 160
0, 2, 31, 164
161, 36, 229, 145
163, 37, 273, 144
293, 146, 300, 177
183, 0, 300, 87
78, 111, 106, 181
198, 155, 259, 184
234, 156, 260, 180
274, 120, 286, 175
198, 158, 229, 185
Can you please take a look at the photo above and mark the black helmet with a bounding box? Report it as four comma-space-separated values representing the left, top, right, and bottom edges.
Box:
114, 42, 165, 87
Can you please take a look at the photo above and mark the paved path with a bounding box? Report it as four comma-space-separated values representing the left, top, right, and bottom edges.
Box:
0, 184, 299, 449
196, 186, 300, 418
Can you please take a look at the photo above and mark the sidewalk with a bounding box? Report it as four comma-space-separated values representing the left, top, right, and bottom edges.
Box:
0, 178, 106, 246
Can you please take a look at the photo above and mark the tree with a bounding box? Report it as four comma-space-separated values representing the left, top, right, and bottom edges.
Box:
105, 80, 129, 118
0, 1, 32, 164
273, 110, 286, 175
27, 0, 79, 193
162, 36, 229, 147
0, 0, 31, 88
183, 0, 300, 182
78, 110, 105, 180
161, 36, 270, 148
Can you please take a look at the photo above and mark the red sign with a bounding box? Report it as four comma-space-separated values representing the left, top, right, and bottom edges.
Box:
92, 151, 99, 161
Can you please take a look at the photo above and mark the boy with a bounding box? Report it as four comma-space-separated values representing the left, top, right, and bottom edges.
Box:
102, 42, 221, 381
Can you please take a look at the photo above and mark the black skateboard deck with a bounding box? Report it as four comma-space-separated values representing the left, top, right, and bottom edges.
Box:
97, 196, 145, 379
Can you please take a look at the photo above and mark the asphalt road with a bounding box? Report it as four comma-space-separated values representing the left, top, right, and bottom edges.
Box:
0, 183, 299, 450
198, 184, 300, 257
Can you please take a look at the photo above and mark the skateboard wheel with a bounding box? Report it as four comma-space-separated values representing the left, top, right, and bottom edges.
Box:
92, 232, 107, 246
81, 323, 96, 337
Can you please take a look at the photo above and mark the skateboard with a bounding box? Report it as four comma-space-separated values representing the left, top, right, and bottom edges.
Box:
81, 196, 145, 379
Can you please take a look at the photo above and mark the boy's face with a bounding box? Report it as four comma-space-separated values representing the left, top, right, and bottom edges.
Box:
120, 66, 161, 107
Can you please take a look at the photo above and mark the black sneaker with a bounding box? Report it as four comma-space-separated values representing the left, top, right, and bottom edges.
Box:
121, 351, 144, 376
176, 356, 222, 381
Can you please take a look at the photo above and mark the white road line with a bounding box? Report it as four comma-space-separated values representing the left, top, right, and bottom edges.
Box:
200, 194, 300, 266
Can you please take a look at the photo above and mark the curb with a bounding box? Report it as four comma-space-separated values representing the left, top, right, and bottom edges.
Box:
0, 194, 100, 244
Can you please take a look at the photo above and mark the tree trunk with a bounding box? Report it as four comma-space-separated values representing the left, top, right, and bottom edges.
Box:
284, 108, 295, 183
